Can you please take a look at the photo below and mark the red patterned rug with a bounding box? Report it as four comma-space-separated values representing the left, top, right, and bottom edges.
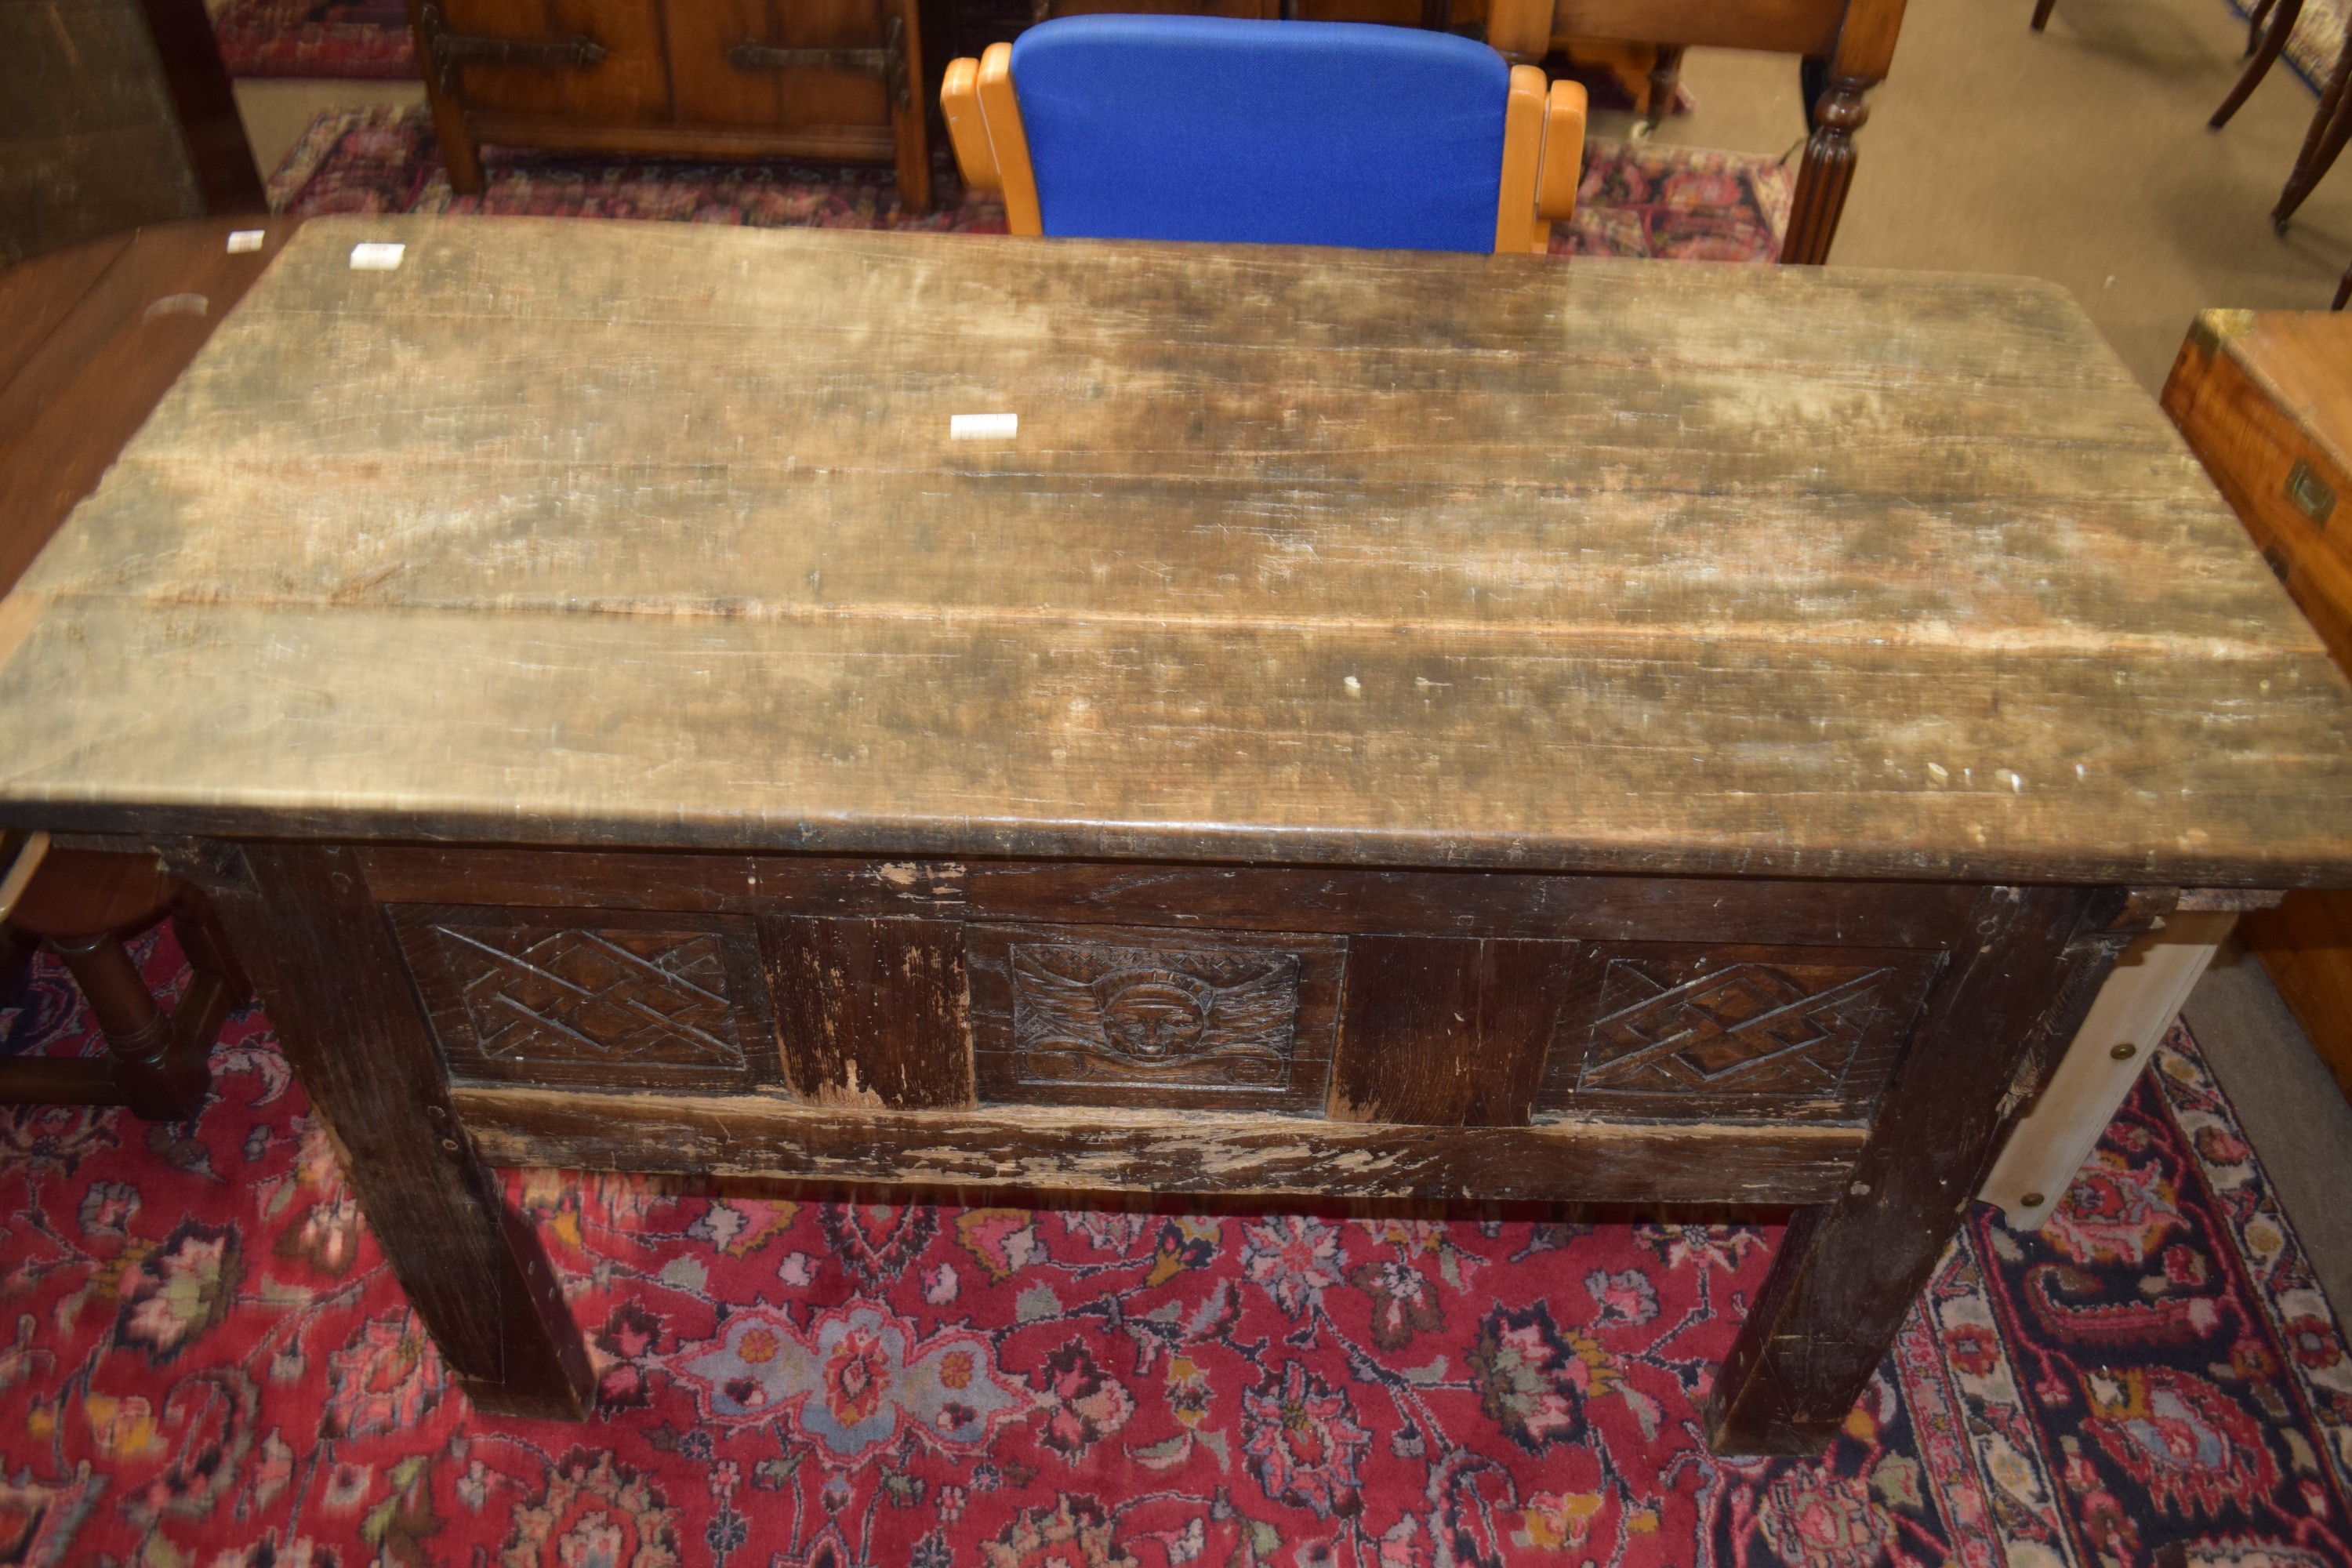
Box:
265, 105, 1792, 263
2, 921, 2350, 1565
210, 0, 416, 78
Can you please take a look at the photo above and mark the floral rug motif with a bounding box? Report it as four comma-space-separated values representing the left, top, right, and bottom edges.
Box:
209, 0, 416, 78
264, 105, 1791, 263
2, 924, 2349, 1566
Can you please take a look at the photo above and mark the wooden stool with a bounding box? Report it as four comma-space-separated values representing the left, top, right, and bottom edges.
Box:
0, 833, 251, 1120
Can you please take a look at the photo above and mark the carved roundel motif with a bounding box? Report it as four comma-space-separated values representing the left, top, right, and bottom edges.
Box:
1011, 943, 1301, 1088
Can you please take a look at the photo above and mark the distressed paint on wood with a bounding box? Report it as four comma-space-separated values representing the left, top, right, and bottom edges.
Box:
448, 1081, 1870, 1203
2, 220, 2349, 885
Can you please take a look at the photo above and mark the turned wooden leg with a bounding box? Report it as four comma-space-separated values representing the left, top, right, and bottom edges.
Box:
2031, 0, 2058, 31
1639, 45, 1686, 135
2275, 39, 2352, 230
2213, 0, 2304, 127
1781, 72, 1872, 266
1705, 886, 2140, 1454
2334, 259, 2350, 308
49, 932, 207, 1120
196, 841, 592, 1420
2247, 0, 2277, 54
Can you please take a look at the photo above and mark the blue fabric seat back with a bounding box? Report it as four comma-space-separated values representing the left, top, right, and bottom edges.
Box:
1008, 15, 1511, 252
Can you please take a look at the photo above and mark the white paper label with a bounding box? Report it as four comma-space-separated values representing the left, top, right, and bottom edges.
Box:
349, 242, 405, 270
226, 229, 265, 253
949, 412, 1018, 441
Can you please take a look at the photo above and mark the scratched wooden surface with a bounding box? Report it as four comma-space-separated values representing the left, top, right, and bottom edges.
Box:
1, 215, 2349, 885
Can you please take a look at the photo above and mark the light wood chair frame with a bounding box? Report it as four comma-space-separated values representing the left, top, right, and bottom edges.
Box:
941, 42, 1586, 254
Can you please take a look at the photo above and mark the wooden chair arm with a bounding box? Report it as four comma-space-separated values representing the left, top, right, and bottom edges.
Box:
975, 42, 1042, 236
1537, 78, 1588, 224
1494, 64, 1548, 253
942, 56, 1000, 192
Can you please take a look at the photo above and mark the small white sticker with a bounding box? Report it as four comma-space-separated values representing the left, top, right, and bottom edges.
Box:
349, 242, 405, 270
226, 229, 265, 253
949, 412, 1018, 440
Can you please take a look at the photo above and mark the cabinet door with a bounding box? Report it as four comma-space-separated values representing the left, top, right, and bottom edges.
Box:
670, 0, 902, 132
431, 0, 671, 125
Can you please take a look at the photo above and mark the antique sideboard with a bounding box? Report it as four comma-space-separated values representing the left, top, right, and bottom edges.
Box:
2, 219, 2347, 1456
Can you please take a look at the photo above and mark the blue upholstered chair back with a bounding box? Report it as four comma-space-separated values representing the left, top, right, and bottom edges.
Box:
1007, 16, 1514, 253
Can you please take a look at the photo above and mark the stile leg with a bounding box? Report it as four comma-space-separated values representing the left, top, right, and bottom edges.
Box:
1705, 885, 2141, 1454
204, 841, 593, 1420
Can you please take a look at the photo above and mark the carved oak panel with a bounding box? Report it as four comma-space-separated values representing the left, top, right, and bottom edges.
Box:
1537, 944, 1947, 1123
967, 924, 1342, 1112
389, 905, 780, 1091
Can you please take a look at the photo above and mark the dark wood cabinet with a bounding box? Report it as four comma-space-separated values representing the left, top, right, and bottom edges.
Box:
411, 0, 932, 211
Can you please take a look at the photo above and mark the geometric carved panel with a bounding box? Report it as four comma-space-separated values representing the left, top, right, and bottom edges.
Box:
967, 924, 1342, 1113
390, 906, 778, 1091
1577, 960, 1893, 1097
1539, 944, 1946, 1123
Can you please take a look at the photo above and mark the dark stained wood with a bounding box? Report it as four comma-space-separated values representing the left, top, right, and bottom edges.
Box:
135, 0, 270, 216
967, 920, 1340, 1112
768, 915, 973, 1107
416, 0, 932, 209
355, 848, 1992, 948
0, 220, 294, 599
2, 221, 2345, 1461
1706, 884, 2137, 1453
2, 845, 251, 1120
1328, 937, 1570, 1125
207, 843, 594, 1420
5, 222, 2348, 890
389, 904, 782, 1092
1535, 942, 1947, 1123
452, 1081, 1871, 1203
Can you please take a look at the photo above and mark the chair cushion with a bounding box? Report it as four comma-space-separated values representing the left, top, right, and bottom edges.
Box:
1008, 16, 1511, 252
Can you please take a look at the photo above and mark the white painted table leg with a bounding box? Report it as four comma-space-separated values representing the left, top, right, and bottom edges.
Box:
1978, 909, 2237, 1229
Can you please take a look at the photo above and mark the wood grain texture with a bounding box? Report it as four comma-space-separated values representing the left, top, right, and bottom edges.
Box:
210, 843, 595, 1419
0, 219, 292, 599
389, 904, 782, 1092
353, 848, 1991, 947
2165, 310, 2352, 1112
450, 1081, 1869, 1203
768, 914, 973, 1108
2, 220, 2347, 887
1706, 885, 2132, 1452
967, 921, 1340, 1112
1536, 942, 1945, 1122
2241, 891, 2352, 1106
1327, 936, 1570, 1125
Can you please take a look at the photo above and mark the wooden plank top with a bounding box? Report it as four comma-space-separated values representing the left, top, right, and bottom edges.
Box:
2, 215, 2350, 886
